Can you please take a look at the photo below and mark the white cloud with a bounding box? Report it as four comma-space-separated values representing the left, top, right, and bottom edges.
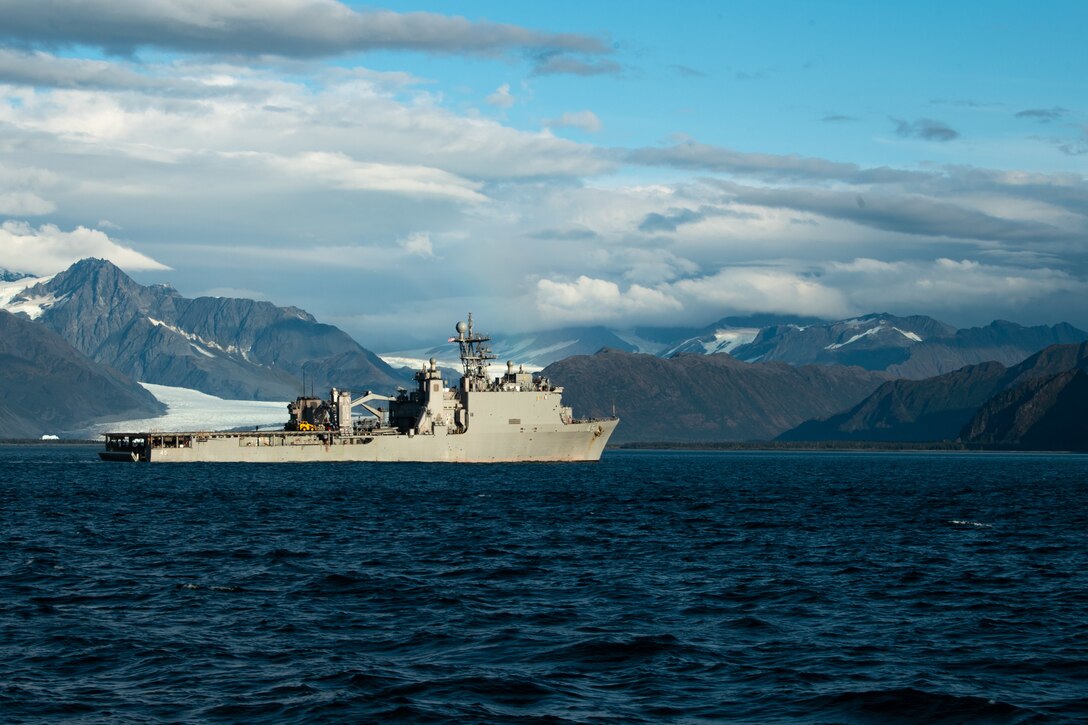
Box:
0, 191, 55, 215
486, 83, 515, 109
399, 231, 434, 258
618, 248, 699, 285
0, 160, 60, 215
544, 110, 602, 133
536, 275, 681, 323
0, 60, 611, 181
0, 33, 1083, 341
0, 220, 169, 275
526, 254, 1087, 332
672, 267, 855, 320
825, 257, 1088, 310
258, 151, 487, 203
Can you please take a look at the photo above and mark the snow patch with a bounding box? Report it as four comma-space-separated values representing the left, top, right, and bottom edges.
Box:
501, 338, 578, 361
0, 275, 59, 319
703, 327, 759, 354
94, 383, 289, 433
825, 325, 884, 350
4, 291, 65, 319
825, 323, 923, 350
147, 317, 251, 358
0, 276, 46, 306
894, 327, 923, 342
381, 354, 459, 371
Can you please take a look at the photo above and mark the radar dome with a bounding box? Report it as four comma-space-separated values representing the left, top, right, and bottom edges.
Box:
456, 321, 467, 334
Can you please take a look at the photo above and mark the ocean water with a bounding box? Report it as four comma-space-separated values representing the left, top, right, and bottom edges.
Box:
2, 447, 1086, 723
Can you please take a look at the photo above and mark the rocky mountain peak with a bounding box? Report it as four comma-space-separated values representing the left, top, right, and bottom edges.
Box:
0, 267, 32, 282
21, 257, 401, 401
44, 257, 162, 300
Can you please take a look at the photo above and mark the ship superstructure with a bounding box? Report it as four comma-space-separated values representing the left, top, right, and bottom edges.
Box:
100, 315, 618, 462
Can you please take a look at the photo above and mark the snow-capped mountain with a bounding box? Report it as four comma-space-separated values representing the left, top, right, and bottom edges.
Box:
382, 313, 1087, 380
724, 314, 958, 369
3, 258, 404, 401
5, 258, 1084, 440
0, 272, 56, 318
0, 267, 33, 283
722, 314, 1087, 378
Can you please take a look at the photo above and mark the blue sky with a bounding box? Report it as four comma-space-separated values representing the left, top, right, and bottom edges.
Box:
360, 1, 1085, 169
0, 0, 1085, 347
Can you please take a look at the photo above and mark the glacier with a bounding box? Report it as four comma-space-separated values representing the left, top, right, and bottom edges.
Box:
93, 383, 289, 434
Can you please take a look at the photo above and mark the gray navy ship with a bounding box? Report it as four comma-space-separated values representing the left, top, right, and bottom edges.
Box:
100, 315, 618, 463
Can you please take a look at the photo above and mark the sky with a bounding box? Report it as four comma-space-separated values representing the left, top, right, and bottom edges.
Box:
0, 0, 1085, 349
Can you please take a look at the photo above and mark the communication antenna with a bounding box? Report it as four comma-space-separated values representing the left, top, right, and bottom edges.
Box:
449, 312, 496, 390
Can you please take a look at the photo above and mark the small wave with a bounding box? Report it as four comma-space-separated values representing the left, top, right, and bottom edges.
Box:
265, 548, 311, 560
949, 519, 993, 528
803, 686, 1040, 723
726, 616, 776, 630
482, 565, 547, 581
530, 633, 696, 666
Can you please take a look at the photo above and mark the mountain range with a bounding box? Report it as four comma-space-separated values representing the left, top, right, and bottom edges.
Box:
960, 366, 1088, 451
707, 314, 1086, 379
1, 257, 1085, 448
779, 342, 1088, 448
0, 268, 31, 283
541, 349, 891, 443
389, 313, 1087, 380
3, 258, 403, 401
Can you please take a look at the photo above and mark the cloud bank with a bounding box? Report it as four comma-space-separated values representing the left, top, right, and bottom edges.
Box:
0, 220, 169, 275
0, 0, 614, 75
0, 4, 1084, 344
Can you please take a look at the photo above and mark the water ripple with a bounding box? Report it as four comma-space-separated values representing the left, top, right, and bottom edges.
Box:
1, 446, 1086, 722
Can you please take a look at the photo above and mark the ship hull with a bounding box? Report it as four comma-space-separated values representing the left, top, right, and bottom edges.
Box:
100, 419, 618, 463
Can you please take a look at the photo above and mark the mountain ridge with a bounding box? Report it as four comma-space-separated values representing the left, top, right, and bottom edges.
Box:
6, 258, 402, 401
542, 348, 891, 443
385, 312, 1087, 379
0, 309, 165, 438
779, 342, 1088, 443
959, 368, 1088, 451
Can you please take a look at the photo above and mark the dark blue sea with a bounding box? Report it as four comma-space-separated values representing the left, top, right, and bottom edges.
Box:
2, 446, 1086, 723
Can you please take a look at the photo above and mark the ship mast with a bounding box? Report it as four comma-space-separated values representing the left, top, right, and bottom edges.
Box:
450, 313, 496, 390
